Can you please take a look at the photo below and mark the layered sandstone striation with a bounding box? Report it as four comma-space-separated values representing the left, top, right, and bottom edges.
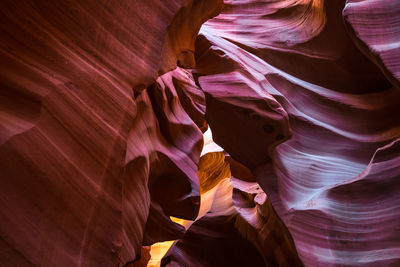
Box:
163, 152, 302, 266
0, 1, 221, 266
1, 0, 400, 266
189, 0, 400, 266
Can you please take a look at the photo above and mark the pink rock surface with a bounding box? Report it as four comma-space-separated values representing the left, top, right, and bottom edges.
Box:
1, 0, 400, 266
193, 0, 400, 266
163, 152, 302, 266
344, 0, 400, 87
0, 1, 221, 266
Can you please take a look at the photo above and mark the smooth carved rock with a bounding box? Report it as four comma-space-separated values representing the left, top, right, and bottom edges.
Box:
163, 152, 302, 266
122, 67, 208, 263
163, 215, 267, 267
0, 0, 221, 265
136, 69, 205, 249
198, 0, 391, 94
193, 0, 400, 266
160, 0, 224, 73
232, 178, 303, 267
343, 0, 400, 87
199, 69, 292, 168
1, 0, 400, 266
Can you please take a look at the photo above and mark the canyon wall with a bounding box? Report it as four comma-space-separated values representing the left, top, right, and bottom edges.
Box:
0, 1, 221, 266
1, 0, 399, 266
192, 0, 400, 266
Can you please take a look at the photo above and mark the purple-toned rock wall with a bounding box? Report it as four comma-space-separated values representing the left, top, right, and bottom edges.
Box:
1, 0, 399, 266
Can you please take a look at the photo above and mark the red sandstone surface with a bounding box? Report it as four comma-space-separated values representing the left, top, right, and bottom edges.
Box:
1, 0, 399, 266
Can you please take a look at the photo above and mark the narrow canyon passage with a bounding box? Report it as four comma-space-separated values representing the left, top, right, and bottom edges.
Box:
1, 1, 400, 267
145, 129, 301, 266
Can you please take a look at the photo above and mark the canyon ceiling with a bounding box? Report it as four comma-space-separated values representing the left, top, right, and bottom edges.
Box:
0, 0, 399, 266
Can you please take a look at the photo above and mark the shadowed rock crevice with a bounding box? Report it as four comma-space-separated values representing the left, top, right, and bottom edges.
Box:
186, 0, 400, 266
1, 0, 400, 266
161, 152, 303, 266
0, 0, 222, 266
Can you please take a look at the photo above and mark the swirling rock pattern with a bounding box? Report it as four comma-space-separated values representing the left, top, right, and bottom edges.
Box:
163, 152, 302, 266
343, 0, 400, 87
194, 0, 400, 266
0, 1, 221, 266
1, 0, 400, 266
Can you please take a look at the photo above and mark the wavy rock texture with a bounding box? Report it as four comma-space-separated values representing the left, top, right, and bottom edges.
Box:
193, 0, 400, 266
343, 0, 400, 87
163, 152, 302, 266
124, 68, 205, 257
1, 0, 400, 266
0, 1, 221, 266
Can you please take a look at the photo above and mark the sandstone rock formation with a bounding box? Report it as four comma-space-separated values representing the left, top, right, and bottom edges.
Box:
190, 0, 400, 266
0, 1, 221, 266
1, 0, 400, 266
162, 152, 302, 266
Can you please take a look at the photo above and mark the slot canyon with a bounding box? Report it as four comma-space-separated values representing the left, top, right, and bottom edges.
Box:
1, 0, 400, 266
